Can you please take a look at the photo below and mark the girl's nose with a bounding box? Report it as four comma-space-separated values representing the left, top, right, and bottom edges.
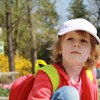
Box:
73, 42, 79, 47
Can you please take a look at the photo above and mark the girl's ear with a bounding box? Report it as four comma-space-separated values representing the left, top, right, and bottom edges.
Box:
57, 43, 62, 55
57, 36, 63, 55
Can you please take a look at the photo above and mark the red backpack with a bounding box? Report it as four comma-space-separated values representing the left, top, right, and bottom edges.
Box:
9, 60, 60, 100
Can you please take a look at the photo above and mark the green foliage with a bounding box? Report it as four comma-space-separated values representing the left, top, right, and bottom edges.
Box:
0, 88, 10, 96
31, 0, 58, 63
68, 0, 89, 19
0, 1, 6, 26
12, 0, 58, 61
37, 33, 56, 63
0, 0, 58, 72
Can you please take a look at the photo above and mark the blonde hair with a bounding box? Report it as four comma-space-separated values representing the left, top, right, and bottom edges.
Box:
51, 31, 98, 69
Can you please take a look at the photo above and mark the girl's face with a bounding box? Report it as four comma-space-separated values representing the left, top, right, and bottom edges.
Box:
60, 31, 92, 67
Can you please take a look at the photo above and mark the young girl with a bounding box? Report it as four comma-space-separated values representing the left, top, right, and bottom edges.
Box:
28, 18, 100, 100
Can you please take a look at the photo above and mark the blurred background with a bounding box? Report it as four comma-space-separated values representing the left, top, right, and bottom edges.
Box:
0, 0, 100, 98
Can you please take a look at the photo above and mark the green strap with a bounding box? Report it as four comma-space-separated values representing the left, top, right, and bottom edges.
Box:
40, 65, 59, 92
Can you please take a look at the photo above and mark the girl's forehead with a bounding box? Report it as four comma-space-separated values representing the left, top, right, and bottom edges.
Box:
64, 31, 90, 37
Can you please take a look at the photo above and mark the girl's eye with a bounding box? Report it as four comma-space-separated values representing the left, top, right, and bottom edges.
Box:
67, 37, 74, 41
81, 39, 88, 43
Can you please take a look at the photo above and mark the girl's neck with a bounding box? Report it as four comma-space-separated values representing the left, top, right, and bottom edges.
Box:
62, 62, 83, 83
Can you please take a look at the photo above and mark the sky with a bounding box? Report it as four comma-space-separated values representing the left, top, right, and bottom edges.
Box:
54, 0, 92, 25
55, 0, 71, 24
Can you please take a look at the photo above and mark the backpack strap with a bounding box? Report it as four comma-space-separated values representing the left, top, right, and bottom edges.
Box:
86, 69, 93, 83
40, 65, 59, 92
35, 59, 47, 73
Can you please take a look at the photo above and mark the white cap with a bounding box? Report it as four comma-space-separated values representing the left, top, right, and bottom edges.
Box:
58, 18, 100, 44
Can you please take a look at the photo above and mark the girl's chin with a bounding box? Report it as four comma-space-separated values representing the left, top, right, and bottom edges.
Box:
68, 60, 85, 67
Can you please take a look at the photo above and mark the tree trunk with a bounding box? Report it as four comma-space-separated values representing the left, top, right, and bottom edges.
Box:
27, 0, 37, 74
6, 0, 15, 72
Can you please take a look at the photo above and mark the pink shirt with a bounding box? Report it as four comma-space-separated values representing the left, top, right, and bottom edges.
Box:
68, 78, 82, 97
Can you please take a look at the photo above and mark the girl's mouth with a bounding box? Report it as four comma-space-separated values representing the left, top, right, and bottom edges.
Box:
71, 51, 81, 55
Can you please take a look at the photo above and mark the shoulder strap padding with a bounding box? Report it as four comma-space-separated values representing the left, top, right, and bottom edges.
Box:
40, 65, 59, 92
